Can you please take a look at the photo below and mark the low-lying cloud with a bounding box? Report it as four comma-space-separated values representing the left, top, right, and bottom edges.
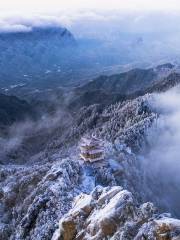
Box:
142, 86, 180, 216
0, 10, 180, 67
1, 10, 180, 34
0, 108, 72, 164
0, 15, 63, 33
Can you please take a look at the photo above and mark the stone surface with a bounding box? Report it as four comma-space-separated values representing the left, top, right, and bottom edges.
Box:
53, 186, 180, 240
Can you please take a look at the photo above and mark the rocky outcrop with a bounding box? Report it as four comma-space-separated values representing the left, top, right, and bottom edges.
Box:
0, 159, 81, 240
52, 186, 180, 240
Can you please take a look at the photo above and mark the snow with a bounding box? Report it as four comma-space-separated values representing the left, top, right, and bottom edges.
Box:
81, 136, 102, 146
88, 189, 132, 223
45, 70, 51, 74
2, 185, 11, 193
72, 193, 92, 213
10, 83, 26, 89
108, 159, 123, 172
80, 174, 95, 193
32, 89, 40, 93
79, 166, 95, 193
97, 186, 123, 204
156, 217, 180, 226
114, 140, 132, 154
126, 147, 132, 154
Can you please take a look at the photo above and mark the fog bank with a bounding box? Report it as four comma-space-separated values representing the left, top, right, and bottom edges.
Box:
142, 86, 180, 216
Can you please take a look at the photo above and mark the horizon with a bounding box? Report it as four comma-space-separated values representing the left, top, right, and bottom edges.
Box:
1, 0, 180, 14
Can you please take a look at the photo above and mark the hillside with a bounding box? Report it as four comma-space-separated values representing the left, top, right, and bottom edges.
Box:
78, 63, 175, 93
0, 94, 35, 127
78, 68, 157, 94
0, 65, 180, 239
0, 26, 76, 88
66, 63, 179, 109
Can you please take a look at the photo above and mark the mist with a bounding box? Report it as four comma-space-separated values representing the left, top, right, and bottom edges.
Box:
0, 108, 72, 164
1, 11, 180, 69
142, 86, 180, 216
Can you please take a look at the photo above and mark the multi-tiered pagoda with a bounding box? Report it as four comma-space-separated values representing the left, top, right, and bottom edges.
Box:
80, 135, 104, 162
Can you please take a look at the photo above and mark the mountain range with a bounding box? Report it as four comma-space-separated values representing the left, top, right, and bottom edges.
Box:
0, 26, 76, 88
0, 63, 178, 128
0, 52, 180, 239
66, 63, 179, 109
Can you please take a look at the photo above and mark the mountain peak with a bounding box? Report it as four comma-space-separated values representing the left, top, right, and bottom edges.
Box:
156, 63, 175, 71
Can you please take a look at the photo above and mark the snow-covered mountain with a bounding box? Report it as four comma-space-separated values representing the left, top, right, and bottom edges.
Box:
65, 63, 179, 110
1, 64, 180, 239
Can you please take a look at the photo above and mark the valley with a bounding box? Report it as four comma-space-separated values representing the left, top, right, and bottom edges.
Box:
0, 61, 180, 239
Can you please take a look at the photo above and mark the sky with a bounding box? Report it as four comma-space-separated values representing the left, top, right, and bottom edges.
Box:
0, 0, 180, 38
1, 0, 180, 14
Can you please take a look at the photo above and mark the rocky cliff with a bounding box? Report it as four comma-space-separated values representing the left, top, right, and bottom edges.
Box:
53, 186, 180, 240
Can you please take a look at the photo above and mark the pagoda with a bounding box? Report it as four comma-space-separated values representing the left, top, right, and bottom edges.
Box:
79, 135, 104, 162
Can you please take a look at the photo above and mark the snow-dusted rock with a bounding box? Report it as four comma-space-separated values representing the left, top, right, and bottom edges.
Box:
135, 217, 180, 240
53, 186, 180, 240
0, 159, 81, 240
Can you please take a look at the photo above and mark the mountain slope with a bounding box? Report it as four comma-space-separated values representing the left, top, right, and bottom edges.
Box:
78, 68, 157, 94
1, 65, 180, 239
0, 26, 76, 88
77, 63, 175, 94
66, 63, 178, 109
0, 94, 35, 127
1, 91, 179, 239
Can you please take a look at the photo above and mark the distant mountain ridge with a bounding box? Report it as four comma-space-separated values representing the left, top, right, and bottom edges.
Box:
66, 63, 178, 109
0, 63, 178, 128
0, 26, 76, 88
0, 26, 74, 40
78, 68, 156, 94
78, 63, 175, 94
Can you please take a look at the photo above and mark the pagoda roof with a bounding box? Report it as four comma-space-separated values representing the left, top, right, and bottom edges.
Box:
80, 153, 104, 162
81, 136, 102, 146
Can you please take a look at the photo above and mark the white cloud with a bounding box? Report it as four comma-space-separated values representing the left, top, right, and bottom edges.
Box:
142, 87, 180, 214
0, 10, 180, 36
0, 15, 64, 33
1, 0, 180, 14
0, 0, 179, 34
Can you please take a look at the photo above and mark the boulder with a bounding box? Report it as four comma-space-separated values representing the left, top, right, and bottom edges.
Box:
53, 186, 180, 240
